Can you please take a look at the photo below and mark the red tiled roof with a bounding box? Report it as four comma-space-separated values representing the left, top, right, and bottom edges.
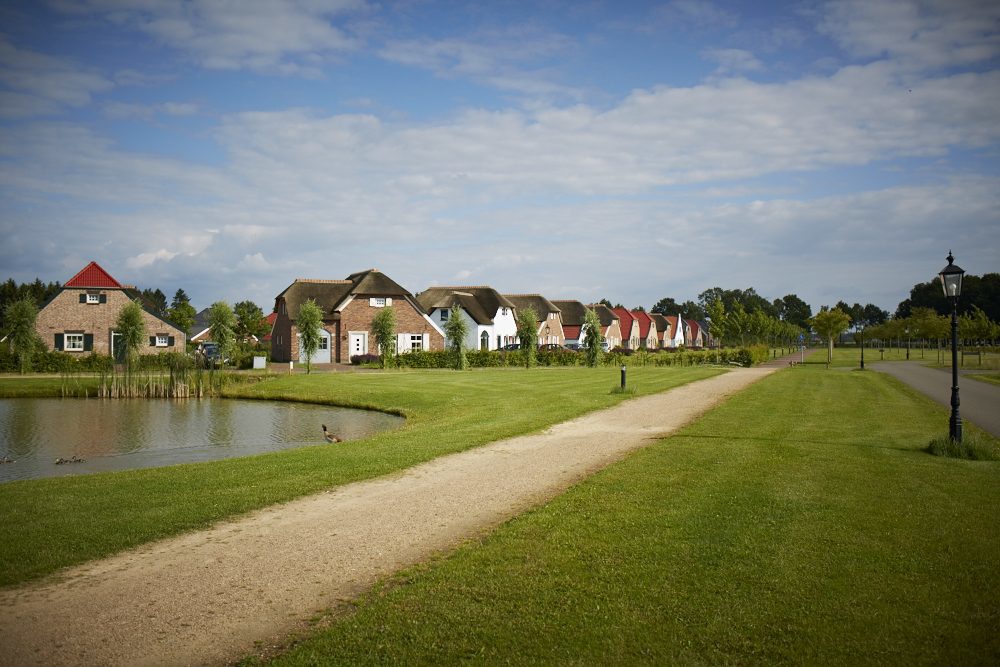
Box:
633, 310, 652, 338
563, 325, 581, 339
666, 316, 678, 338
612, 307, 634, 337
64, 261, 122, 289
263, 312, 278, 341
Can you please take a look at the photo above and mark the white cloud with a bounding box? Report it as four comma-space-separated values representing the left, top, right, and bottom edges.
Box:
820, 0, 1000, 70
0, 36, 113, 117
379, 28, 580, 99
126, 248, 179, 269
702, 48, 765, 76
53, 0, 370, 75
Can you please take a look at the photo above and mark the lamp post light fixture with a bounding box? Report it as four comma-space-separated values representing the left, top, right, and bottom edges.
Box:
939, 250, 965, 443
905, 326, 910, 360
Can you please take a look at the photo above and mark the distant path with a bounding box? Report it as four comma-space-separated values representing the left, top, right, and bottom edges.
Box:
760, 348, 816, 368
0, 368, 774, 667
872, 362, 1000, 437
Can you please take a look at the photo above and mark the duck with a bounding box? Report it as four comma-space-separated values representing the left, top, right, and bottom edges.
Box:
0, 455, 14, 464
54, 456, 85, 465
322, 424, 342, 443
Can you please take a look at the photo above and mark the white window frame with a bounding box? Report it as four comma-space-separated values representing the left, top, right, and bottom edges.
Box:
86, 293, 100, 304
410, 335, 423, 351
155, 334, 169, 347
65, 333, 84, 351
440, 309, 450, 322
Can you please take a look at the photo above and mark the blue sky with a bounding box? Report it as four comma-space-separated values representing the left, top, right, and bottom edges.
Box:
1, 0, 998, 315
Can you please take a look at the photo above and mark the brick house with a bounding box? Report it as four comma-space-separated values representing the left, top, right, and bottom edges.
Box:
591, 304, 623, 350
35, 261, 186, 359
271, 269, 445, 364
503, 294, 565, 346
612, 307, 641, 349
633, 310, 659, 349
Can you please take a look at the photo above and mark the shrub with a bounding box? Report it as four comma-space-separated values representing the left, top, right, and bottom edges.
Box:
350, 353, 381, 366
927, 434, 1000, 461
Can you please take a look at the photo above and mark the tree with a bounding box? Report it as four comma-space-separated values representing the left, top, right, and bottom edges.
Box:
582, 307, 604, 368
116, 300, 146, 376
167, 301, 197, 337
811, 308, 851, 364
516, 307, 538, 368
679, 300, 706, 320
371, 306, 397, 369
233, 300, 269, 342
3, 298, 39, 374
896, 272, 1000, 321
140, 288, 168, 318
443, 305, 469, 370
773, 294, 813, 330
208, 301, 237, 368
171, 289, 190, 310
295, 299, 323, 374
651, 297, 681, 316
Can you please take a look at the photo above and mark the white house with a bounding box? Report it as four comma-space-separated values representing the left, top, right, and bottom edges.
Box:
416, 286, 519, 351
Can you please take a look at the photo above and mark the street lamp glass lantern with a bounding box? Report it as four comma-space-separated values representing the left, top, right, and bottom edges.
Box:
938, 250, 965, 298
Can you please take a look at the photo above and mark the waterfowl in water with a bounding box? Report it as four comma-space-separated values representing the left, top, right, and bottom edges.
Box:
54, 456, 85, 465
322, 424, 342, 443
0, 455, 14, 464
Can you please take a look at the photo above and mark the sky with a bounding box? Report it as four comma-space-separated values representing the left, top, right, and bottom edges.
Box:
1, 0, 998, 315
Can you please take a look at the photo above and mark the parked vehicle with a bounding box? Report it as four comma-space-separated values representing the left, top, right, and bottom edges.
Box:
539, 343, 569, 351
196, 342, 229, 368
501, 343, 521, 351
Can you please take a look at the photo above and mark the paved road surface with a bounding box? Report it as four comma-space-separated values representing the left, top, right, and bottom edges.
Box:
872, 362, 1000, 437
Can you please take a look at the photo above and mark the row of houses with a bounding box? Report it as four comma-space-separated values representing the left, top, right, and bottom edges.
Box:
30, 262, 710, 365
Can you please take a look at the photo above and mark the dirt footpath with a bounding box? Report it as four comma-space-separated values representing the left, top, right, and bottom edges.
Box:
0, 368, 773, 666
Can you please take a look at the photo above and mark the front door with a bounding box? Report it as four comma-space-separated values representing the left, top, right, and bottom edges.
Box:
480, 331, 489, 350
349, 332, 368, 357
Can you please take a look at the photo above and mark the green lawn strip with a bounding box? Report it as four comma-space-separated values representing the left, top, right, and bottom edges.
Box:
0, 366, 718, 588
807, 346, 1000, 370
968, 373, 1000, 386
266, 367, 1000, 665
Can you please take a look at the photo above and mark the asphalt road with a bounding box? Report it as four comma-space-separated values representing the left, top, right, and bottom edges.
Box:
872, 362, 1000, 437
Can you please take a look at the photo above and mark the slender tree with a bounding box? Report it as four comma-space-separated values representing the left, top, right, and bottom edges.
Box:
208, 301, 237, 368
295, 299, 323, 374
371, 306, 397, 369
3, 297, 39, 374
443, 305, 469, 370
516, 307, 538, 368
582, 307, 604, 368
116, 300, 146, 377
811, 308, 851, 364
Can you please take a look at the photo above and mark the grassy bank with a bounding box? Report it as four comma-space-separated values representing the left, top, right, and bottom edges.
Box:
264, 367, 1000, 665
0, 366, 718, 588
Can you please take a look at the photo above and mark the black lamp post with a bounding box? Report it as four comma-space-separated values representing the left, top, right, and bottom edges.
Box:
859, 326, 865, 370
905, 326, 910, 360
938, 250, 965, 443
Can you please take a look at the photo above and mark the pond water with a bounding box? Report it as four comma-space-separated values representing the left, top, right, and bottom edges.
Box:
0, 398, 403, 483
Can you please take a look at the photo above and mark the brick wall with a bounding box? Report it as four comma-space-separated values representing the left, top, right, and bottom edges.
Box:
336, 297, 443, 362
35, 289, 186, 356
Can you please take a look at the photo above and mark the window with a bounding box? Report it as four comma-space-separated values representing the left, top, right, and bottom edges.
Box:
410, 335, 423, 351
319, 336, 328, 350
87, 293, 100, 304
156, 335, 169, 347
370, 297, 392, 308
501, 308, 508, 316
440, 309, 450, 322
65, 333, 84, 351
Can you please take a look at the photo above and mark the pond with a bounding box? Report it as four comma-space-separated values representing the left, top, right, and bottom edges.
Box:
0, 398, 403, 483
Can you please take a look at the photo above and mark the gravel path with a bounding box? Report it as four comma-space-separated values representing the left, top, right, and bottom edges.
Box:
0, 368, 773, 666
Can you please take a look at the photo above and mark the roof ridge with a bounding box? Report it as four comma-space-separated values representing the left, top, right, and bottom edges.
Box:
294, 279, 352, 284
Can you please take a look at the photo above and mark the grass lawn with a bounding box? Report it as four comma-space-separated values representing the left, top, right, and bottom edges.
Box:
0, 366, 718, 588
264, 366, 1000, 665
969, 373, 1000, 387
809, 346, 1000, 370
